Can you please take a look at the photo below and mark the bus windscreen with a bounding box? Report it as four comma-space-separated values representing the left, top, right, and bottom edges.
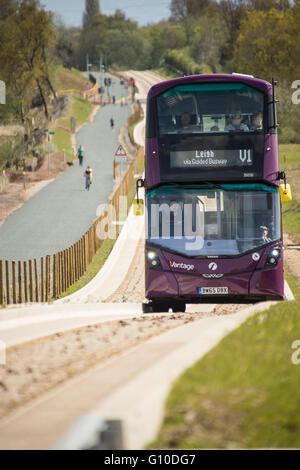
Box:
157, 82, 265, 136
146, 184, 281, 257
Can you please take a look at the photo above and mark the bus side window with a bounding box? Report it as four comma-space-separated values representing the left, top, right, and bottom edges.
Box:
159, 115, 175, 132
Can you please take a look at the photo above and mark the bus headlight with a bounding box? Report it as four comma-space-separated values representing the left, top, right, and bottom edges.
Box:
265, 247, 281, 267
146, 249, 162, 270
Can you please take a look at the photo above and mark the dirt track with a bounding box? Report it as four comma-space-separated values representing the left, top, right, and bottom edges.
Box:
0, 312, 207, 420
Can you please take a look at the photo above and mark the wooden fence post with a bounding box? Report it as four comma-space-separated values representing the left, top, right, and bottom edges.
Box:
0, 261, 4, 305
59, 252, 62, 296
65, 249, 69, 290
12, 261, 17, 304
46, 255, 50, 301
34, 259, 39, 302
29, 260, 34, 302
74, 243, 78, 282
41, 257, 45, 302
72, 245, 76, 284
80, 238, 84, 277
18, 261, 23, 304
61, 251, 66, 292
53, 254, 57, 299
64, 250, 68, 292
84, 234, 88, 271
83, 237, 87, 273
23, 261, 29, 303
5, 261, 10, 305
69, 247, 72, 287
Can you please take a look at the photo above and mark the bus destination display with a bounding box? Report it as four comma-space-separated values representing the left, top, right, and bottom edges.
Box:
170, 149, 253, 169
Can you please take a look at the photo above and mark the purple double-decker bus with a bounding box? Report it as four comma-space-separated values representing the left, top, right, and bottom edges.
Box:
141, 74, 286, 313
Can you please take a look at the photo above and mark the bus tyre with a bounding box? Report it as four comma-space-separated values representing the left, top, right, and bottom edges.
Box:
152, 303, 170, 313
142, 302, 154, 314
172, 302, 186, 313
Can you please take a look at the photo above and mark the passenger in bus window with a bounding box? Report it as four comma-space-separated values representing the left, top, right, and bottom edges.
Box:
225, 111, 249, 132
250, 112, 263, 131
180, 112, 191, 129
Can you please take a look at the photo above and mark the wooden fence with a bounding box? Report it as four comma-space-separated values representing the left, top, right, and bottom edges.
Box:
0, 147, 144, 305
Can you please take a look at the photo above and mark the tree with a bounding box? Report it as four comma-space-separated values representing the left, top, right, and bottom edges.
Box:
0, 0, 17, 21
170, 0, 212, 20
146, 23, 187, 67
170, 0, 189, 19
83, 0, 100, 28
234, 8, 300, 81
0, 0, 57, 120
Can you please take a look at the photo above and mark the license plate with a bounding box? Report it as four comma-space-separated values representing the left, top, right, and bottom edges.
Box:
199, 287, 229, 295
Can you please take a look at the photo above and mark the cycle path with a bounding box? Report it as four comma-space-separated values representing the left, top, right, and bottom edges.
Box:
0, 76, 130, 261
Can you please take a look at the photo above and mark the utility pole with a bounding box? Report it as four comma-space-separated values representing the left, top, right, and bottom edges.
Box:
99, 56, 103, 89
43, 129, 55, 175
0, 80, 5, 104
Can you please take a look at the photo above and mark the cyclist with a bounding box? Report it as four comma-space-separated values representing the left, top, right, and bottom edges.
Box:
84, 165, 93, 190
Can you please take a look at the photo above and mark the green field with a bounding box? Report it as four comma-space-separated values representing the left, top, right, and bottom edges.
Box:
53, 66, 88, 94
51, 68, 93, 160
58, 95, 93, 130
151, 276, 300, 449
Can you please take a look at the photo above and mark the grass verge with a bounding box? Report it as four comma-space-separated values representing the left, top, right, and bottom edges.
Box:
51, 67, 94, 161
60, 237, 116, 298
150, 273, 300, 449
58, 95, 93, 130
52, 96, 93, 159
53, 66, 88, 94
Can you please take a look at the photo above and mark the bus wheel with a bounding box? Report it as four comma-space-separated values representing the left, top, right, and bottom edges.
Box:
172, 302, 186, 313
151, 302, 169, 313
142, 302, 171, 313
142, 302, 154, 314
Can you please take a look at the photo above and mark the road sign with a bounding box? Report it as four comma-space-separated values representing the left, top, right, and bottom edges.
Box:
115, 145, 127, 157
115, 156, 131, 163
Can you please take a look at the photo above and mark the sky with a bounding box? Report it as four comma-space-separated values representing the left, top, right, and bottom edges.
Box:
41, 0, 172, 27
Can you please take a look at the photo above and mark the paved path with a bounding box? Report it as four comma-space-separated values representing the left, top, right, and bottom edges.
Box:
0, 75, 130, 261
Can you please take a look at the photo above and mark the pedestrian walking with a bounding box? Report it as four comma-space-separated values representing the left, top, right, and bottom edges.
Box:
77, 145, 84, 166
84, 165, 93, 190
110, 118, 114, 130
120, 96, 125, 107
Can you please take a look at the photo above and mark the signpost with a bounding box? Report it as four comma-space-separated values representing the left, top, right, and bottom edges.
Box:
43, 129, 55, 175
114, 145, 131, 195
0, 80, 5, 104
